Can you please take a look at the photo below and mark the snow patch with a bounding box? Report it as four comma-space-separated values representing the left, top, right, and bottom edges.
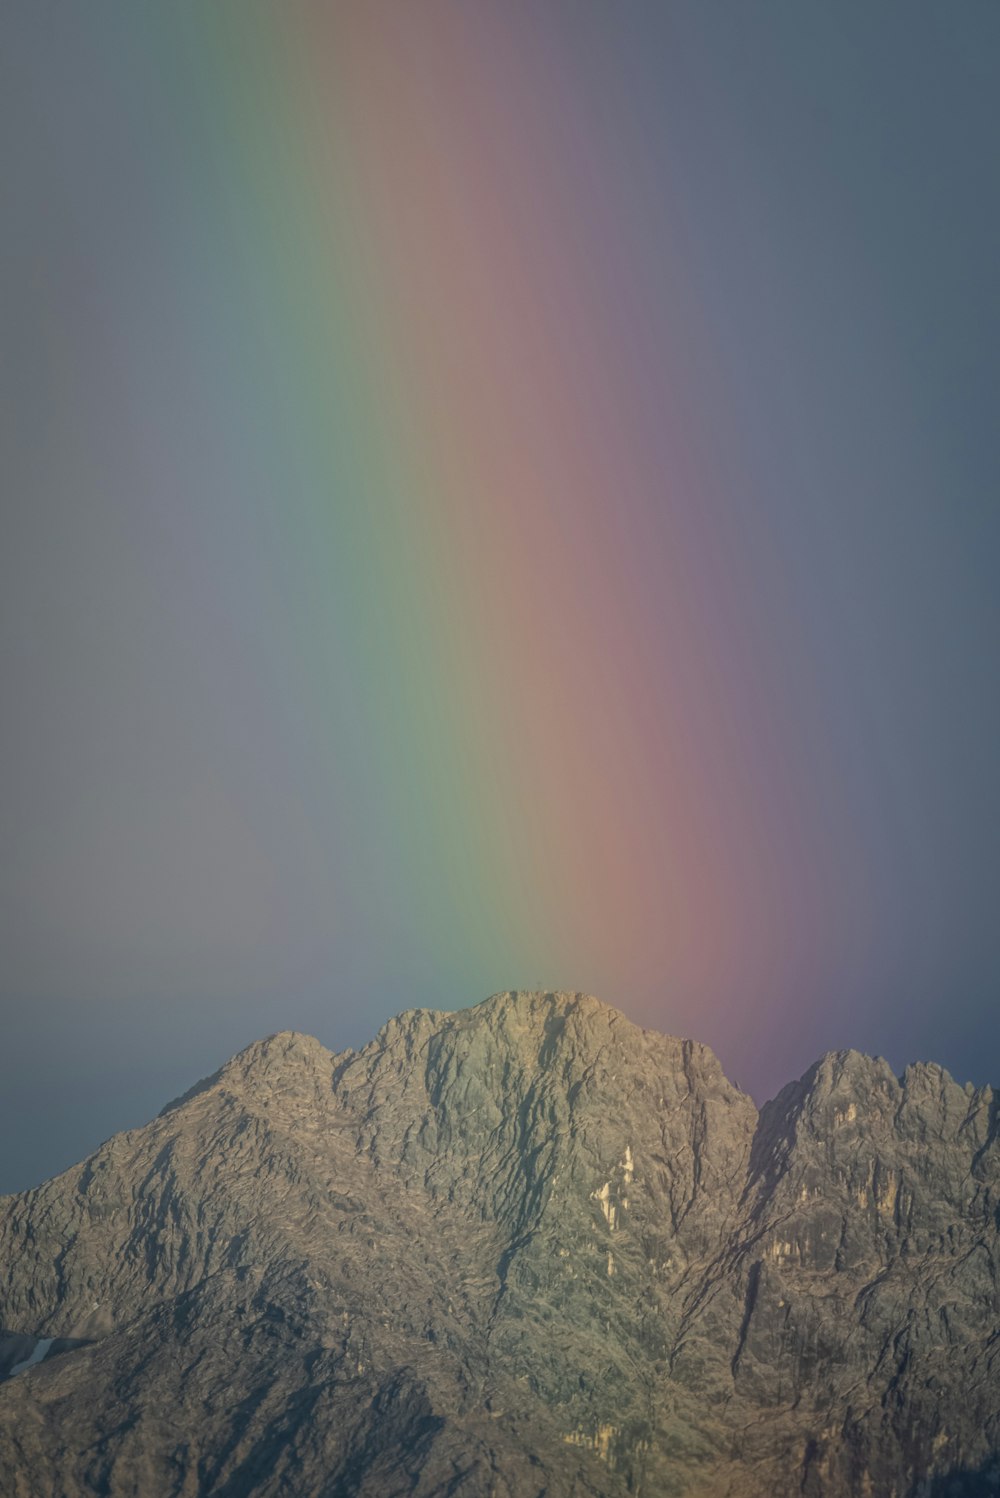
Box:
10, 1338, 54, 1378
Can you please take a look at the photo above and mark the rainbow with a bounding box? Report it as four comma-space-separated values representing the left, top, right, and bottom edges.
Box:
29, 2, 939, 1099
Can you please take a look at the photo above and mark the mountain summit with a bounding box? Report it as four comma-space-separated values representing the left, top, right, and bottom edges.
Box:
1, 991, 997, 1496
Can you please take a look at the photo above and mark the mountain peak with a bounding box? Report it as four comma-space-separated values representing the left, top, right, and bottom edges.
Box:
158, 1029, 336, 1118
221, 1028, 335, 1079
2, 994, 997, 1497
373, 989, 635, 1046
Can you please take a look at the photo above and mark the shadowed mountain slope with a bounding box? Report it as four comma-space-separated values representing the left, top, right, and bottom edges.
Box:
0, 991, 997, 1496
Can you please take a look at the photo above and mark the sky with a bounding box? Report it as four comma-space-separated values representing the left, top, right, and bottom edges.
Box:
2, 1, 999, 1194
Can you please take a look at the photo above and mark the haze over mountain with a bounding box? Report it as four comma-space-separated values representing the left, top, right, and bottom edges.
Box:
1, 991, 998, 1496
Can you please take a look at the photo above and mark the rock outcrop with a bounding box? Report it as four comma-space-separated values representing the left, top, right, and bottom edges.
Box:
0, 991, 997, 1496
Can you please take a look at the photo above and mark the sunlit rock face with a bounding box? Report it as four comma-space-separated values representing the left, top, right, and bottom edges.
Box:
0, 991, 997, 1497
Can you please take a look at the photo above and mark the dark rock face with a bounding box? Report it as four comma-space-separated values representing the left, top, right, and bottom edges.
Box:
0, 991, 997, 1496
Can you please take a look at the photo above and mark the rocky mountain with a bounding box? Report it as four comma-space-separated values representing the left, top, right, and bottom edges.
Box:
0, 991, 997, 1497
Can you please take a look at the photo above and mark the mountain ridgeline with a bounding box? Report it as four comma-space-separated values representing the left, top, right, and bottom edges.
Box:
1, 991, 998, 1496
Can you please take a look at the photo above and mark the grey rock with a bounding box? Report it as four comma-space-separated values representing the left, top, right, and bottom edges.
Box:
0, 991, 996, 1496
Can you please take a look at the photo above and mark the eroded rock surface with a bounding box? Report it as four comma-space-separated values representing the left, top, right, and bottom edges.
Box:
0, 991, 997, 1496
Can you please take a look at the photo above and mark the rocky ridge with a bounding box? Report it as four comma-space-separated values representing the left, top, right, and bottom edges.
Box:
0, 991, 997, 1496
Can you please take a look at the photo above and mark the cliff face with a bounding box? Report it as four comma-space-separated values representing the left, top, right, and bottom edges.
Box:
0, 992, 997, 1497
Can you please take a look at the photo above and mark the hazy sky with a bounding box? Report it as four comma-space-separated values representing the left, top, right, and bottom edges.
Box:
2, 2, 999, 1193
